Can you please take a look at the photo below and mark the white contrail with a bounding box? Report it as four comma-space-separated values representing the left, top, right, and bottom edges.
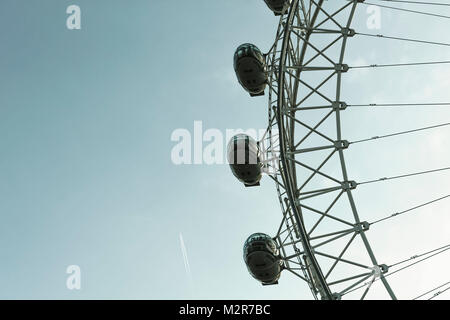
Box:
179, 233, 192, 281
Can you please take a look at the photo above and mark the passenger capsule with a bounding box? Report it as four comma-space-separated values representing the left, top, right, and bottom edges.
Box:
227, 134, 262, 187
243, 233, 283, 285
233, 44, 267, 97
263, 0, 289, 16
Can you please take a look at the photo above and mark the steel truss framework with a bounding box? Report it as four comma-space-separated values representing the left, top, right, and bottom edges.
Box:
262, 0, 398, 300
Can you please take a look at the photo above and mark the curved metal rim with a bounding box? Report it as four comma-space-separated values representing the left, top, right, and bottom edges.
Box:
275, 0, 333, 300
270, 0, 397, 300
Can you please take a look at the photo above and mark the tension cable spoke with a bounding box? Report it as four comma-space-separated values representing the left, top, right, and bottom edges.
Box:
348, 102, 450, 108
349, 60, 450, 70
368, 0, 450, 7
370, 194, 450, 225
350, 122, 450, 145
413, 280, 450, 300
356, 32, 450, 47
363, 1, 450, 19
388, 243, 450, 268
343, 243, 450, 296
428, 286, 450, 300
358, 166, 450, 186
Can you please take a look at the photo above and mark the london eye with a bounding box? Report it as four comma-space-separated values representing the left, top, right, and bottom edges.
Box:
227, 0, 450, 300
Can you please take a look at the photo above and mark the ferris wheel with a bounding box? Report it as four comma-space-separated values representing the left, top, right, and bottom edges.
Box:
227, 0, 450, 300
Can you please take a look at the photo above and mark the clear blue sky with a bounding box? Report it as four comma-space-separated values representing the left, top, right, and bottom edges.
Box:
0, 0, 449, 299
